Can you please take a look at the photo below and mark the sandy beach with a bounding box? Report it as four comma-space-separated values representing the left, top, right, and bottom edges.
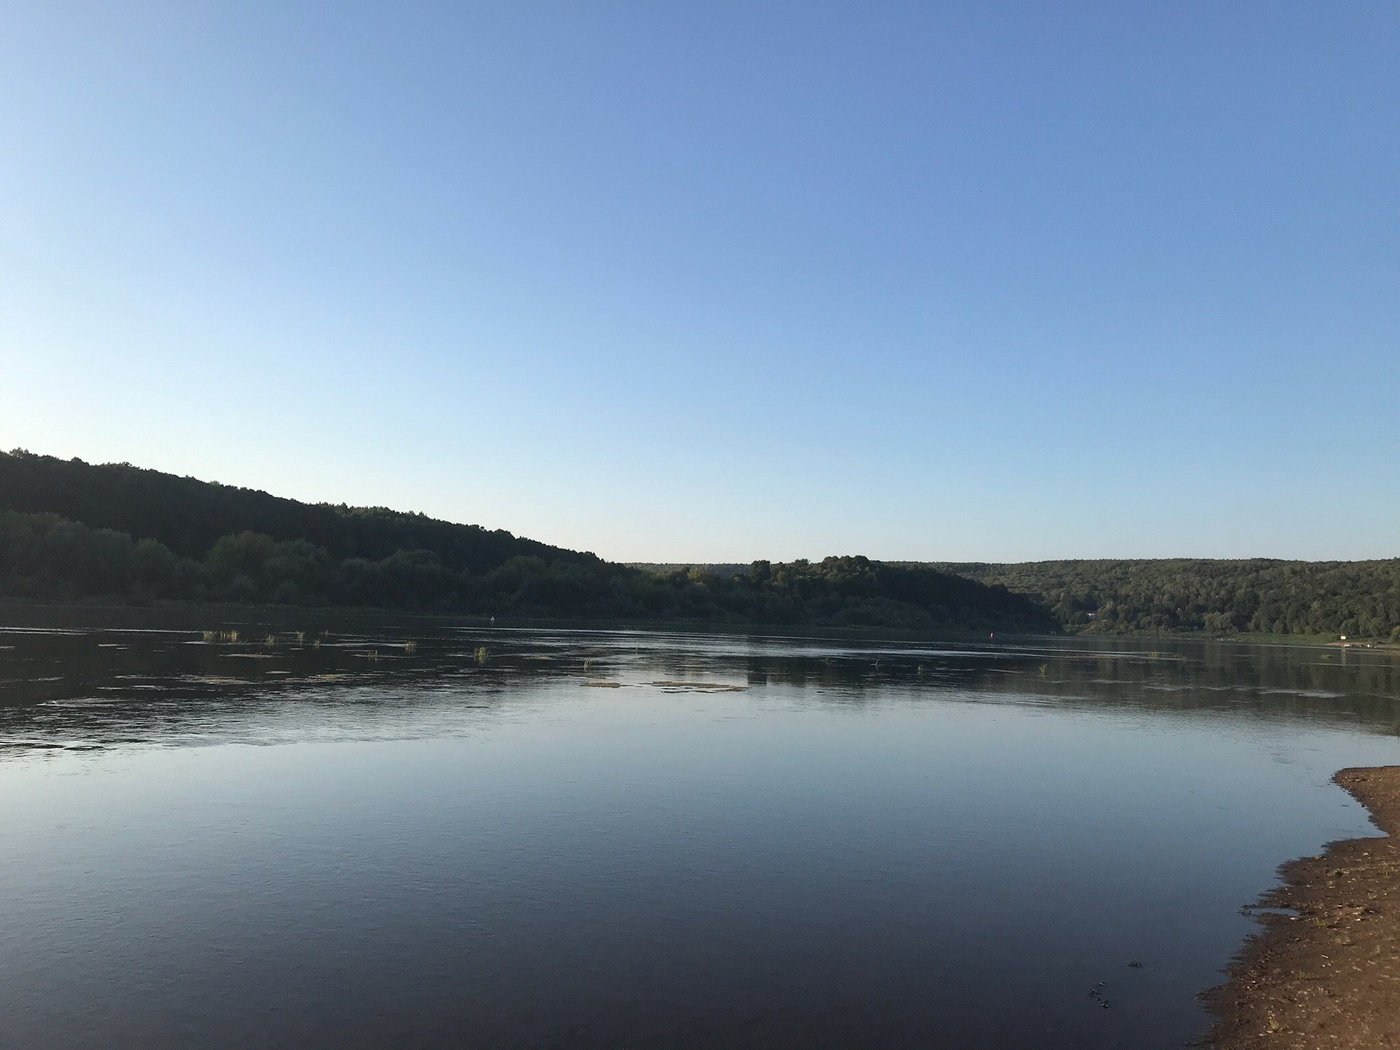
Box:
1206, 765, 1400, 1048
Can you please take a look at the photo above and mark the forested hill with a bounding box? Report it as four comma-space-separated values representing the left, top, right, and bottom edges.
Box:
0, 450, 587, 571
0, 451, 1054, 631
933, 559, 1400, 639
7, 452, 1385, 637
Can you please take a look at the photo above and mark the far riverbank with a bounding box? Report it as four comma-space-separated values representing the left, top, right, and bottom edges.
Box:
5, 599, 1400, 653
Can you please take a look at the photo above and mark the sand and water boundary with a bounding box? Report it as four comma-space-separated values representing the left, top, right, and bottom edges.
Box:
1206, 765, 1400, 1048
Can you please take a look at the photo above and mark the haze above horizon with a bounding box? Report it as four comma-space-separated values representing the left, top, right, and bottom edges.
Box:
3, 3, 1396, 563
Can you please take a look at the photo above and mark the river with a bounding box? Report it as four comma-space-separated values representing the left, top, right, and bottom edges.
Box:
2, 617, 1398, 1048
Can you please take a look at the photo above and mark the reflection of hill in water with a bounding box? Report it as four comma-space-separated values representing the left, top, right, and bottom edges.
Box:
1016, 644, 1400, 727
2, 619, 1399, 750
730, 644, 1400, 726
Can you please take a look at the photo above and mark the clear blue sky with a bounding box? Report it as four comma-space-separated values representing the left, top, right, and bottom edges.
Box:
3, 2, 1396, 562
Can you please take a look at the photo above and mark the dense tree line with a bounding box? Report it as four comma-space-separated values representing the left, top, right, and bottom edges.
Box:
935, 559, 1400, 639
0, 511, 1051, 629
8, 448, 1390, 637
0, 452, 1053, 630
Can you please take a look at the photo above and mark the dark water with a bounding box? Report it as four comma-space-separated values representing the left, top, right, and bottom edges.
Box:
2, 614, 1399, 1049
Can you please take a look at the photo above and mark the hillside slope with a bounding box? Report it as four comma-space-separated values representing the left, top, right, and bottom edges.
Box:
0, 450, 588, 571
0, 451, 1053, 630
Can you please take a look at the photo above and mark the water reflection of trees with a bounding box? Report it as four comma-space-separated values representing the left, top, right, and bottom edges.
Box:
3, 627, 1399, 747
0, 628, 575, 749
730, 644, 1400, 731
1019, 645, 1400, 730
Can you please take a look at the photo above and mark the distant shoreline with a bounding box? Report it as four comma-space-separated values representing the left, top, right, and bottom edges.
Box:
0, 600, 1054, 647
2, 600, 1399, 652
1205, 766, 1400, 1047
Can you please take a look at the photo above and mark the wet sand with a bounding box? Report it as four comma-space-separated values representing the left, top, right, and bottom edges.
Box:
1206, 765, 1400, 1048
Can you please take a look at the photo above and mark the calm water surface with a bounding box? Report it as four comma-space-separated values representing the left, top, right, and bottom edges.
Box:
2, 615, 1399, 1049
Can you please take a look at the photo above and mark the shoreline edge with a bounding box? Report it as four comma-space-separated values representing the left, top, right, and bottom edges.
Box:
1204, 765, 1400, 1048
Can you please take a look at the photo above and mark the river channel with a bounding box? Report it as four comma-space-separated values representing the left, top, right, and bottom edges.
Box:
2, 618, 1398, 1048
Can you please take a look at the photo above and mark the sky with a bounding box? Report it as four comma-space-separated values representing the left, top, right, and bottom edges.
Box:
2, 2, 1397, 563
